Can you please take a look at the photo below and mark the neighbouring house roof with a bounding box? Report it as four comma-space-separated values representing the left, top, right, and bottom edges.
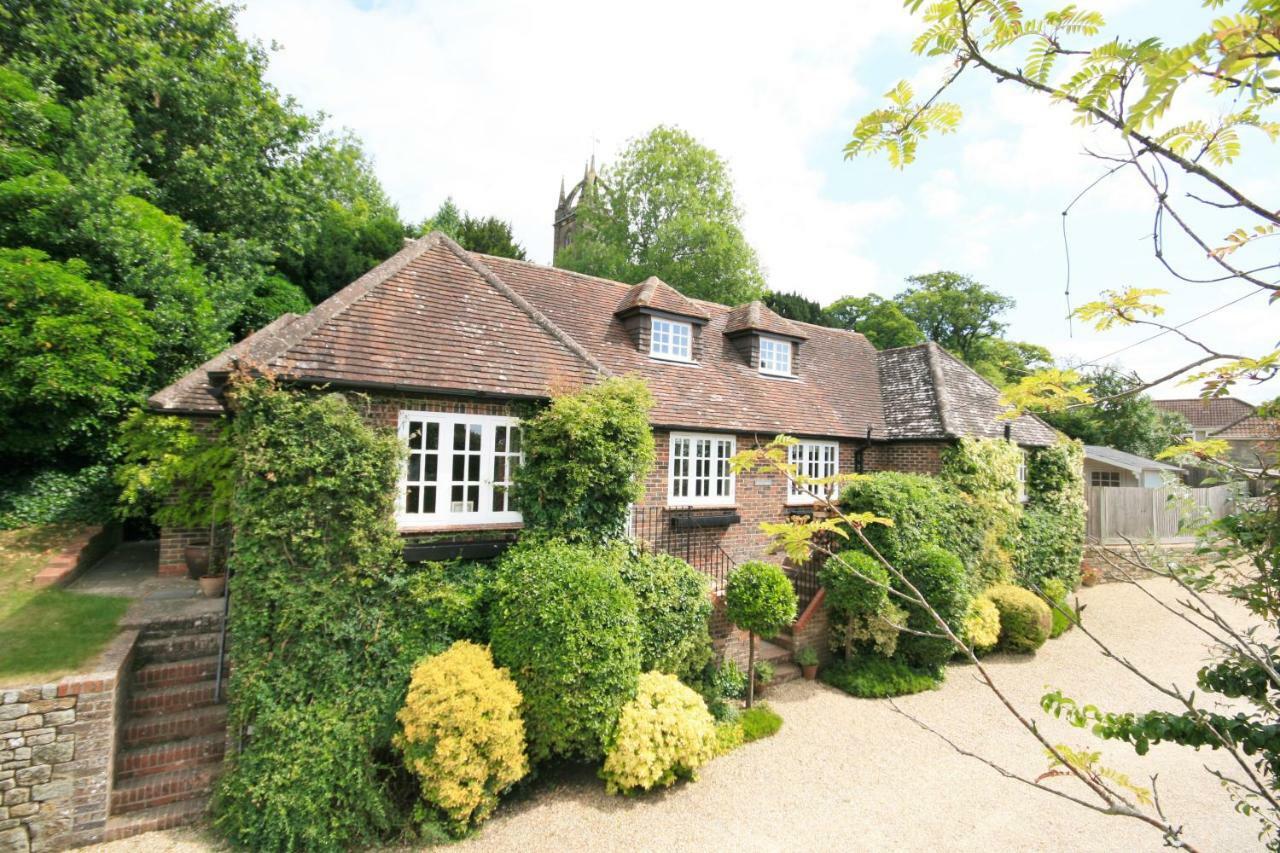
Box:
876, 342, 1058, 447
1084, 445, 1182, 474
614, 276, 711, 321
721, 300, 807, 339
1153, 397, 1255, 428
150, 232, 1054, 445
1212, 414, 1280, 441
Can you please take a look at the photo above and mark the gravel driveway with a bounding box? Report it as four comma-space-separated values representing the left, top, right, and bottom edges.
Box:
94, 579, 1263, 852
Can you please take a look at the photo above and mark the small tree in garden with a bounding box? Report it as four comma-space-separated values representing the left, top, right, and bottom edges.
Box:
820, 549, 889, 660
515, 375, 655, 543
724, 561, 797, 708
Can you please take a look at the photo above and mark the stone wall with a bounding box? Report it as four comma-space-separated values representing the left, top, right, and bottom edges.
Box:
0, 631, 137, 853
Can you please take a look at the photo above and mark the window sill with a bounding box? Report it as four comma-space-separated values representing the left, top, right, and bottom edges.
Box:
666, 503, 738, 511
397, 521, 524, 534
650, 355, 699, 366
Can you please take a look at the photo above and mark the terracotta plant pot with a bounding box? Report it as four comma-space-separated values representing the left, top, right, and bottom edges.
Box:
184, 542, 211, 580
801, 664, 818, 680
199, 574, 226, 598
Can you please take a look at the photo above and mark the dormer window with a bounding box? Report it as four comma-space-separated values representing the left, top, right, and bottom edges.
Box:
650, 317, 693, 362
759, 335, 792, 376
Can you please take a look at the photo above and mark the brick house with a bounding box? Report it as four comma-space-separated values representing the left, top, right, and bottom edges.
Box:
1155, 397, 1278, 486
149, 232, 1057, 654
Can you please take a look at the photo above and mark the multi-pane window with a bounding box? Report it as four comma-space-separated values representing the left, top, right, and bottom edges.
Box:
1090, 470, 1122, 487
399, 412, 522, 525
650, 318, 693, 362
758, 336, 792, 376
788, 440, 839, 503
1017, 450, 1029, 501
669, 433, 735, 506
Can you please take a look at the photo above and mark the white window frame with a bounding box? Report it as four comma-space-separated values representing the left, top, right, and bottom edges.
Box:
650, 317, 693, 362
787, 440, 839, 504
758, 335, 792, 376
1016, 449, 1029, 502
668, 432, 736, 507
397, 411, 523, 527
1090, 470, 1122, 488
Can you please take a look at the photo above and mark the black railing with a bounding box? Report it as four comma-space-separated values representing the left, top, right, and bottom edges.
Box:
786, 527, 839, 615
628, 506, 736, 592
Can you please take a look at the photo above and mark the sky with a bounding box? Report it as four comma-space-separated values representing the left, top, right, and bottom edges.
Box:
236, 0, 1278, 404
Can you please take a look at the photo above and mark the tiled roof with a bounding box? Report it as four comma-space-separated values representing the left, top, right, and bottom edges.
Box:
479, 255, 881, 438
722, 301, 807, 339
877, 343, 1058, 446
1084, 445, 1181, 473
1213, 414, 1280, 441
1153, 397, 1254, 428
615, 276, 711, 321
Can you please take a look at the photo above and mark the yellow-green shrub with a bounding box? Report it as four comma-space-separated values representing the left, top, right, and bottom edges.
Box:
986, 585, 1051, 653
395, 641, 529, 835
601, 672, 716, 795
963, 595, 1001, 652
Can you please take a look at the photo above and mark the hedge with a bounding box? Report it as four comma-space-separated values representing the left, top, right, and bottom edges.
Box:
616, 549, 712, 682
893, 545, 970, 669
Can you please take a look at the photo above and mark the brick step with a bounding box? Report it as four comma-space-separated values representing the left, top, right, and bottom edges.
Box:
767, 661, 802, 686
755, 640, 795, 664
105, 795, 210, 839
133, 654, 226, 689
139, 613, 224, 640
111, 764, 221, 815
122, 704, 228, 749
135, 631, 223, 664
128, 683, 217, 718
116, 733, 225, 780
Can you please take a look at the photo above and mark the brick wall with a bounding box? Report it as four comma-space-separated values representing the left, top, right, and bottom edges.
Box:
864, 440, 949, 475
0, 631, 137, 852
158, 416, 221, 578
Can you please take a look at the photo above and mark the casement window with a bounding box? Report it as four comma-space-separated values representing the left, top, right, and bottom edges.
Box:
1017, 450, 1029, 501
398, 412, 522, 526
787, 440, 839, 504
669, 432, 735, 506
650, 317, 693, 362
758, 335, 792, 376
1090, 470, 1122, 488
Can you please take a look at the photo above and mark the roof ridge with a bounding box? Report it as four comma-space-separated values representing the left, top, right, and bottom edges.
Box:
923, 342, 954, 436
926, 342, 1059, 438
445, 238, 612, 379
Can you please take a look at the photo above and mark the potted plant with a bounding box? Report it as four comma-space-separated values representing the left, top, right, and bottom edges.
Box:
752, 660, 775, 695
795, 646, 819, 680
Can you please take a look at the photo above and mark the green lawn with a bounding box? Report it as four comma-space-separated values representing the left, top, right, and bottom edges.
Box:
0, 525, 130, 684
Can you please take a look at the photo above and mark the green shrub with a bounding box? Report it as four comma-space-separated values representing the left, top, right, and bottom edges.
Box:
752, 660, 775, 685
489, 539, 642, 763
739, 704, 783, 742
963, 594, 1001, 653
713, 720, 745, 754
795, 646, 819, 667
839, 472, 982, 573
986, 584, 1051, 653
821, 655, 942, 698
514, 376, 655, 542
1042, 578, 1074, 638
822, 549, 890, 659
395, 642, 527, 835
709, 659, 747, 701
601, 672, 717, 794
616, 548, 712, 681
401, 560, 492, 648
1017, 505, 1084, 591
941, 437, 1024, 588
725, 561, 797, 707
0, 465, 115, 529
830, 600, 907, 659
894, 545, 969, 669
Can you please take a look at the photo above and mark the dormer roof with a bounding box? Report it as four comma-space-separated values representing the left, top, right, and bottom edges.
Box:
614, 276, 711, 321
722, 300, 808, 340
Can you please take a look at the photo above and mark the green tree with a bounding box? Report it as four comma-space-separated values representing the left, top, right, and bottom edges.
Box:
0, 249, 155, 462
557, 125, 767, 305
1041, 368, 1188, 458
897, 271, 1014, 362
825, 294, 924, 349
765, 291, 833, 326
455, 214, 526, 259
724, 561, 797, 708
966, 338, 1053, 387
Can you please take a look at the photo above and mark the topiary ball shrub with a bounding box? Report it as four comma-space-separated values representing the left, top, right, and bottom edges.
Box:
820, 655, 942, 698
490, 539, 641, 764
821, 549, 889, 617
986, 584, 1052, 653
724, 561, 797, 707
963, 594, 1001, 653
616, 549, 712, 681
601, 671, 717, 795
739, 704, 783, 742
893, 545, 970, 670
395, 641, 529, 836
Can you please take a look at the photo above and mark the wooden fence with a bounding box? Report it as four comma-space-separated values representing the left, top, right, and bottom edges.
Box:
1085, 484, 1235, 544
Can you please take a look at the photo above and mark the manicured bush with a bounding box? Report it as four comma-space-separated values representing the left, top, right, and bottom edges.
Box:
821, 655, 942, 698
514, 376, 655, 542
489, 539, 642, 763
402, 560, 492, 649
601, 672, 717, 794
986, 584, 1051, 653
822, 549, 891, 659
739, 704, 783, 742
963, 594, 1001, 653
1042, 578, 1074, 638
395, 642, 528, 835
616, 548, 712, 681
0, 465, 115, 529
840, 472, 980, 569
1018, 440, 1086, 590
725, 561, 797, 707
894, 545, 970, 669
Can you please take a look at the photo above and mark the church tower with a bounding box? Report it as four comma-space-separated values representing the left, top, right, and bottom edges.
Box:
552, 156, 600, 264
